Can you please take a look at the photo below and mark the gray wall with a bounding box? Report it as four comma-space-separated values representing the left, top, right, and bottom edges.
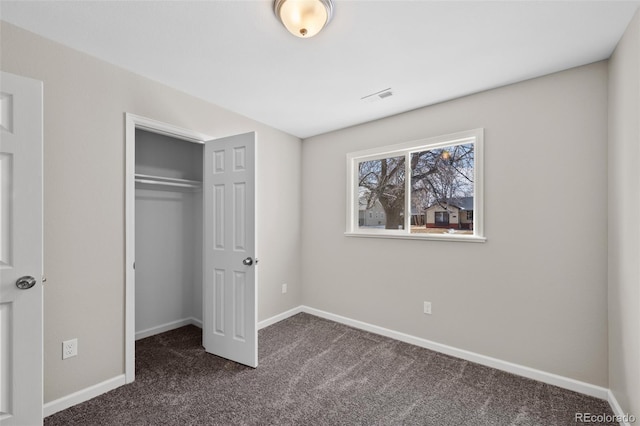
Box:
135, 188, 202, 334
608, 9, 640, 416
0, 21, 303, 403
302, 62, 609, 387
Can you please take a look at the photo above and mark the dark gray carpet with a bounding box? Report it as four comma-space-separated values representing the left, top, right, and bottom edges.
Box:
45, 313, 615, 425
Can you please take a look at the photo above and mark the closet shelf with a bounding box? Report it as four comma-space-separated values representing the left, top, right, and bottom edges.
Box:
135, 173, 202, 191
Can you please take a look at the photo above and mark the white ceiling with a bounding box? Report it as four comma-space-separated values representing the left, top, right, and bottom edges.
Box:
1, 1, 639, 138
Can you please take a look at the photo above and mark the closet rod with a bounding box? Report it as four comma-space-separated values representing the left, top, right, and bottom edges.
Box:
135, 173, 202, 189
135, 179, 200, 189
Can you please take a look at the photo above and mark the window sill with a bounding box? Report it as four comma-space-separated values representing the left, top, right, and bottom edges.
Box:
344, 232, 487, 243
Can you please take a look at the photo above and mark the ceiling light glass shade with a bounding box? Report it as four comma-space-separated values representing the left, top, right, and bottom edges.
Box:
274, 0, 334, 38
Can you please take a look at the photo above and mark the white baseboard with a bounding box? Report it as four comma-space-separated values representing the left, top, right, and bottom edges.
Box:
135, 317, 202, 340
43, 374, 126, 418
298, 305, 609, 400
258, 306, 303, 330
608, 390, 636, 426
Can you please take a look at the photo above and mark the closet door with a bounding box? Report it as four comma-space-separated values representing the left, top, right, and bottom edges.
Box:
203, 132, 257, 367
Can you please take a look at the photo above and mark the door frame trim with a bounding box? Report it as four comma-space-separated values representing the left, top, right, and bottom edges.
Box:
124, 113, 212, 383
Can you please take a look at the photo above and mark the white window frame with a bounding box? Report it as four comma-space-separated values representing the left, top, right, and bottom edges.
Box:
345, 128, 486, 242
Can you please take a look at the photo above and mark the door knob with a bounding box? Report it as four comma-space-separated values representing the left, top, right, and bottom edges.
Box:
242, 257, 254, 266
16, 276, 36, 290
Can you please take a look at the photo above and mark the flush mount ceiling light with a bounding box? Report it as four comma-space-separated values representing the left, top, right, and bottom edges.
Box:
274, 0, 334, 38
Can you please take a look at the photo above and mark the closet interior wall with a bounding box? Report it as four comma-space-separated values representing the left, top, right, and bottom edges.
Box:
134, 129, 204, 339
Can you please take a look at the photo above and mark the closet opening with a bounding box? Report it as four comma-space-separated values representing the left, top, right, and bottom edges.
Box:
134, 129, 204, 340
125, 115, 211, 383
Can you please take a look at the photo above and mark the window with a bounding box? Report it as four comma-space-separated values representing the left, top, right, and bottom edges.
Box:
435, 211, 450, 225
346, 129, 485, 242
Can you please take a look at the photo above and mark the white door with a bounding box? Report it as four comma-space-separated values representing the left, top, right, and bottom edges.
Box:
0, 72, 43, 425
203, 132, 257, 368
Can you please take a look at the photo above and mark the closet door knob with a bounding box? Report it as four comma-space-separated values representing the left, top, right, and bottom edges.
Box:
242, 257, 254, 266
16, 276, 37, 290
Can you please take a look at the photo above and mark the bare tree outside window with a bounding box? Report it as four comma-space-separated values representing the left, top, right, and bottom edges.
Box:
411, 144, 474, 208
358, 156, 405, 229
411, 143, 474, 234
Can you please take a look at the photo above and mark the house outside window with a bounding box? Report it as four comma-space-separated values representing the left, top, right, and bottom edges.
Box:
425, 197, 473, 230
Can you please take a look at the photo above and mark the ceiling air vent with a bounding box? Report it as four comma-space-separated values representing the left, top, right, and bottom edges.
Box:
361, 88, 393, 103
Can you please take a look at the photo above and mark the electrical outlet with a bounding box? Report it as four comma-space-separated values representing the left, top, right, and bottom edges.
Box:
62, 338, 78, 359
281, 283, 287, 294
423, 301, 432, 315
